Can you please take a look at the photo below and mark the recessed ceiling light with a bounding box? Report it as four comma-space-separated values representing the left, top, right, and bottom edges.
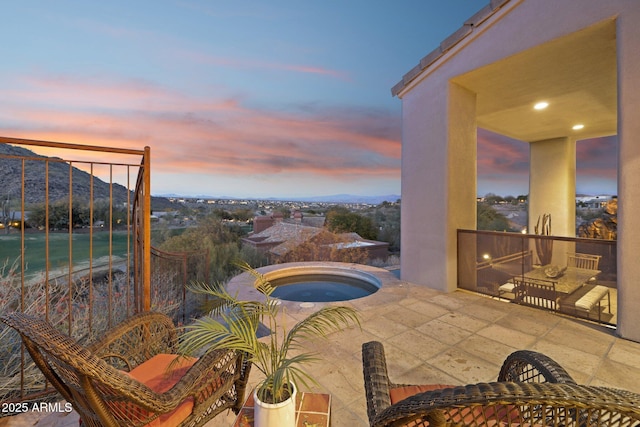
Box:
572, 124, 585, 130
534, 102, 549, 110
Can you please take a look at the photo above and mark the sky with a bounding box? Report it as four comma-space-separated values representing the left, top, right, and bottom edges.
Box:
0, 1, 617, 199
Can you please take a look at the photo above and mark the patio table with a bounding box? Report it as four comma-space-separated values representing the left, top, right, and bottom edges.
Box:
521, 266, 600, 295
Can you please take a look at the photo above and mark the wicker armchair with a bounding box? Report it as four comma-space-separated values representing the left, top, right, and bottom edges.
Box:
362, 341, 640, 427
1, 312, 252, 427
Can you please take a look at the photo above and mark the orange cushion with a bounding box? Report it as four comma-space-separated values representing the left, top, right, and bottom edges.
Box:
124, 354, 199, 427
390, 384, 520, 425
390, 384, 456, 404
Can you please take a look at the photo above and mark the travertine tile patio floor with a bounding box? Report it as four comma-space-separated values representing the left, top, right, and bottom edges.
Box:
4, 276, 640, 427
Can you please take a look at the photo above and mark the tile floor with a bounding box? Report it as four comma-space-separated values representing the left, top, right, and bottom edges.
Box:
3, 273, 640, 427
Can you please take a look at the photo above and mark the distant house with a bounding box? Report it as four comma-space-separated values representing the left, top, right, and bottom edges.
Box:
252, 211, 326, 233
576, 195, 615, 209
242, 216, 388, 263
0, 211, 30, 229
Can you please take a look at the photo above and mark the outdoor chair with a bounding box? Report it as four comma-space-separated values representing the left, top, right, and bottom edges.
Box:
567, 252, 602, 284
513, 276, 560, 311
362, 340, 640, 427
1, 311, 252, 427
567, 252, 601, 270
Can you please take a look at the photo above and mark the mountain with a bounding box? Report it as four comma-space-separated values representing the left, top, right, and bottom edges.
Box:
286, 194, 401, 204
0, 143, 173, 209
156, 193, 400, 204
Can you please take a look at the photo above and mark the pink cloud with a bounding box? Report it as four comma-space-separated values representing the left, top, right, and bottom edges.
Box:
178, 50, 349, 80
0, 75, 399, 182
477, 129, 617, 196
8, 75, 241, 113
477, 129, 529, 175
576, 136, 617, 180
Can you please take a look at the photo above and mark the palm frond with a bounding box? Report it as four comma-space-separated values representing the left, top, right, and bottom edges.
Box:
181, 262, 360, 404
236, 261, 275, 296
187, 280, 240, 317
180, 315, 256, 356
284, 306, 361, 349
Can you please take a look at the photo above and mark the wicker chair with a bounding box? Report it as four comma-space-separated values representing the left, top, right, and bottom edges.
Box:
362, 341, 640, 427
1, 311, 252, 427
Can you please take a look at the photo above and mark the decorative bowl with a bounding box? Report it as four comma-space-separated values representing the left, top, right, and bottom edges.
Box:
544, 265, 566, 278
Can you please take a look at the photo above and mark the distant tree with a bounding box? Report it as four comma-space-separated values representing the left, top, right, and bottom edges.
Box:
377, 223, 400, 253
28, 200, 91, 229
231, 208, 254, 222
159, 215, 243, 282
503, 195, 516, 204
239, 245, 269, 268
277, 207, 291, 219
370, 202, 401, 252
212, 208, 233, 220
1, 192, 15, 234
92, 200, 128, 228
483, 193, 504, 205
477, 203, 512, 231
325, 207, 377, 240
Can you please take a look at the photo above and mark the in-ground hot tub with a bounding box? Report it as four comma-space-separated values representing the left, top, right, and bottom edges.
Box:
264, 266, 381, 302
228, 262, 385, 304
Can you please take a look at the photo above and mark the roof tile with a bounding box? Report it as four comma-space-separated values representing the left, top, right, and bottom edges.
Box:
440, 25, 473, 53
391, 0, 512, 97
403, 63, 424, 85
491, 0, 510, 11
464, 4, 495, 27
419, 46, 444, 69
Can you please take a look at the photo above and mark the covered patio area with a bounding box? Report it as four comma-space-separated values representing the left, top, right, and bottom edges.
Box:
394, 0, 640, 342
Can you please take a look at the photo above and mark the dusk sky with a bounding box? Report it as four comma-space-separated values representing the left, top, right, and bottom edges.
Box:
0, 1, 617, 199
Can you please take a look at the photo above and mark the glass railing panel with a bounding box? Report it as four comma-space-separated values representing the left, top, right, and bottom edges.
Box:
458, 229, 617, 326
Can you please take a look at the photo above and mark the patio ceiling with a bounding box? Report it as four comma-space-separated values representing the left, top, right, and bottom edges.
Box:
452, 19, 617, 142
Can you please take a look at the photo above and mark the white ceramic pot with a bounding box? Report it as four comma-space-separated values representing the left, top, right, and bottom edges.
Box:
253, 383, 297, 427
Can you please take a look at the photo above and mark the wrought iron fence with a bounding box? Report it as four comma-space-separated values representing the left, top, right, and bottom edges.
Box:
458, 229, 617, 326
0, 138, 216, 410
150, 246, 210, 324
0, 137, 159, 408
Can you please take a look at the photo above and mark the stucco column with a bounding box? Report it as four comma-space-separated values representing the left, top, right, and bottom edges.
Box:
400, 81, 476, 292
616, 11, 640, 342
528, 137, 576, 239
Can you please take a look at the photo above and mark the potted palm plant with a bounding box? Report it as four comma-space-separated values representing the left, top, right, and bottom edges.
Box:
179, 262, 360, 427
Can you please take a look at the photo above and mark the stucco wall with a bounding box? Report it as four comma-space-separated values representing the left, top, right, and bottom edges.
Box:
616, 7, 640, 342
397, 0, 640, 340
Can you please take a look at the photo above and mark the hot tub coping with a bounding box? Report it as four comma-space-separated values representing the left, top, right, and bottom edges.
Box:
226, 262, 399, 305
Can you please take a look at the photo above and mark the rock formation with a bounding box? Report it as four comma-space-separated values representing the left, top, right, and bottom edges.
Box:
578, 198, 617, 240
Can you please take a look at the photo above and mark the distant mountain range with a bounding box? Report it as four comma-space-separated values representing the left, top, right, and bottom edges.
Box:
2, 143, 399, 208
0, 143, 174, 210
284, 194, 401, 204
158, 193, 401, 204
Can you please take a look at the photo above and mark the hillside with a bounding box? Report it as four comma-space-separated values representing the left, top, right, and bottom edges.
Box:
0, 143, 172, 209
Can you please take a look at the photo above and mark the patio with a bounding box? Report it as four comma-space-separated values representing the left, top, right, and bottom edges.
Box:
5, 272, 640, 427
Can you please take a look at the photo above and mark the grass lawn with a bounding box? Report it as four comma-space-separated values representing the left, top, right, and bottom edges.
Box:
0, 231, 131, 276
